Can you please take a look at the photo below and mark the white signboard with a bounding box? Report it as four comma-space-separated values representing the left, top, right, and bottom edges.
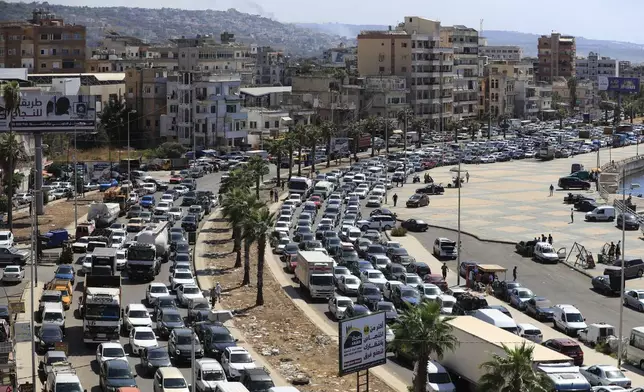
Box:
338, 312, 387, 376
598, 76, 609, 91
0, 93, 97, 131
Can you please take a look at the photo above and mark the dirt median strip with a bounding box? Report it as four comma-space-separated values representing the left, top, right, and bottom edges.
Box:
202, 220, 396, 392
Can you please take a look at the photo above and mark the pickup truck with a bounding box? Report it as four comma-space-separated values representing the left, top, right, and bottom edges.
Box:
0, 246, 29, 266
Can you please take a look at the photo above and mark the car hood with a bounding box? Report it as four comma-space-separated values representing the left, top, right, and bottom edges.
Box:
363, 294, 382, 301
229, 362, 257, 370
128, 317, 151, 326
175, 343, 203, 352
132, 339, 158, 348
428, 381, 456, 392
148, 357, 172, 367
0, 240, 12, 247
105, 378, 137, 388
173, 278, 195, 285
161, 321, 184, 329
384, 310, 398, 320
536, 306, 555, 314
40, 335, 62, 344
210, 341, 236, 352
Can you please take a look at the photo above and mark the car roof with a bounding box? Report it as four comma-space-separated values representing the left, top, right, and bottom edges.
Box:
102, 342, 124, 349
172, 328, 193, 336
334, 295, 352, 301
517, 323, 539, 330
549, 338, 579, 346
227, 346, 249, 354
150, 282, 168, 288
128, 303, 148, 311
361, 282, 378, 288
105, 359, 130, 368
132, 326, 154, 333
157, 366, 185, 378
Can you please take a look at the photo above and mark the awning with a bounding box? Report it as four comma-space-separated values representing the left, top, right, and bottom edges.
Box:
477, 264, 507, 273
281, 117, 292, 122
392, 129, 403, 134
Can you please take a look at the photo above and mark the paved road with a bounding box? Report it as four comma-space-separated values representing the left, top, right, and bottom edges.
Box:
408, 225, 644, 350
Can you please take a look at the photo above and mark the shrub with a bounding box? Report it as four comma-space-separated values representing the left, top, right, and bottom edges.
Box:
390, 227, 407, 237
58, 245, 74, 265
0, 195, 7, 213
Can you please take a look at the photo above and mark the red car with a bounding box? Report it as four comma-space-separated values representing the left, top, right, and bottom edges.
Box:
286, 255, 298, 273
169, 175, 183, 184
424, 274, 448, 292
309, 195, 323, 208
542, 338, 584, 366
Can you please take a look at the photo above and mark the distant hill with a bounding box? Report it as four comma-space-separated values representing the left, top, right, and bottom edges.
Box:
0, 1, 350, 56
299, 22, 644, 63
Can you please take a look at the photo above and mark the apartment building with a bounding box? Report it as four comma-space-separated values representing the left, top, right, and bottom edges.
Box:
576, 52, 618, 87
125, 67, 168, 146
480, 60, 534, 117
0, 9, 85, 73
441, 25, 479, 120
362, 75, 409, 119
322, 44, 357, 69
552, 77, 595, 110
357, 29, 412, 76
291, 74, 359, 124
161, 72, 248, 149
254, 46, 286, 86
479, 45, 523, 61
514, 80, 552, 118
176, 35, 254, 84
537, 32, 576, 82
244, 107, 291, 148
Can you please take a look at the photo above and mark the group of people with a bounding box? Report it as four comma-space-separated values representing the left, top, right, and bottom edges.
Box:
607, 240, 622, 260
534, 233, 554, 245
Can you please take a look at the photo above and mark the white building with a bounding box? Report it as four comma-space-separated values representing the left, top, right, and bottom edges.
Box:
479, 46, 523, 61
576, 52, 618, 87
162, 73, 248, 150
244, 108, 291, 148
442, 25, 479, 120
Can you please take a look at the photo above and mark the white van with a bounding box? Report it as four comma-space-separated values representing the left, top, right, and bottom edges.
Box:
533, 242, 559, 264
585, 205, 616, 222
473, 308, 518, 334
517, 323, 543, 343
413, 360, 456, 392
313, 181, 334, 199
552, 304, 587, 335
627, 327, 644, 368
214, 382, 250, 392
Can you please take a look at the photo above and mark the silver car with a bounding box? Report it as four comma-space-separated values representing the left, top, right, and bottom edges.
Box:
624, 289, 644, 311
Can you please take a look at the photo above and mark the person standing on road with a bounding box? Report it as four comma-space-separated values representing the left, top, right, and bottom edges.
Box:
616, 241, 621, 259
441, 263, 448, 280
392, 193, 398, 207
548, 234, 553, 245
466, 172, 470, 183
211, 282, 222, 307
512, 266, 518, 281
549, 184, 554, 196
269, 189, 274, 201
570, 208, 574, 223
274, 189, 279, 203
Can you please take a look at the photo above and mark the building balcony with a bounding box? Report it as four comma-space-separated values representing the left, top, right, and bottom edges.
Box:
178, 84, 190, 90
453, 99, 478, 105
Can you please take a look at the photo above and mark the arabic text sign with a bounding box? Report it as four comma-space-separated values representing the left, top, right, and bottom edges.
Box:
598, 77, 641, 93
0, 93, 97, 131
338, 312, 386, 376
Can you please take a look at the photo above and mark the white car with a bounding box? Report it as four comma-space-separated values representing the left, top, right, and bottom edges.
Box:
287, 194, 302, 206
383, 281, 404, 301
72, 237, 90, 253
173, 185, 189, 195
2, 265, 24, 283
81, 254, 92, 275
129, 326, 158, 356
146, 283, 170, 306
13, 193, 32, 203
517, 323, 543, 343
370, 254, 391, 270
624, 289, 644, 311
123, 304, 153, 332
366, 195, 382, 208
168, 207, 184, 221
110, 234, 127, 249
0, 231, 14, 248
328, 295, 353, 320
95, 342, 128, 367
160, 194, 174, 204
580, 365, 631, 387
359, 269, 387, 290
417, 283, 442, 302
333, 266, 352, 283
156, 202, 172, 213
436, 294, 456, 314
337, 275, 361, 295
128, 192, 139, 204
176, 284, 205, 306
169, 269, 195, 292
274, 222, 290, 234
354, 188, 368, 199
221, 347, 257, 380
116, 250, 127, 270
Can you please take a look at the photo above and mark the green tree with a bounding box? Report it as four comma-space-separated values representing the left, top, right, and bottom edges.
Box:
221, 187, 252, 268
155, 142, 186, 158
498, 114, 511, 139
389, 302, 458, 392
292, 123, 306, 177
0, 81, 22, 228
99, 99, 128, 146
239, 194, 265, 286
244, 206, 276, 305
267, 138, 288, 187
478, 342, 554, 392
378, 118, 397, 153
346, 119, 362, 162
246, 156, 270, 199
319, 121, 336, 168
361, 116, 380, 157
305, 125, 323, 174
397, 108, 414, 149
219, 168, 252, 195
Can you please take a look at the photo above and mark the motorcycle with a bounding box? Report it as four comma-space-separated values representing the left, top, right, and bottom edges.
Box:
412, 175, 420, 183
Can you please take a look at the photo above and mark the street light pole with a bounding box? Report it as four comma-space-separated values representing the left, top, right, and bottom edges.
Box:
191, 329, 196, 392
30, 192, 36, 388
73, 128, 78, 234
618, 166, 631, 368
456, 158, 462, 286
127, 110, 137, 181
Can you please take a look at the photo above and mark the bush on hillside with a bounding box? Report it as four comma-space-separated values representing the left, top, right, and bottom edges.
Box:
390, 227, 407, 237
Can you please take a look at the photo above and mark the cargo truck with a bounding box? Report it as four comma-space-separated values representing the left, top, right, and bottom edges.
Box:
293, 251, 335, 300
80, 275, 122, 344
425, 316, 572, 390
134, 222, 170, 262
125, 242, 160, 281
90, 247, 117, 276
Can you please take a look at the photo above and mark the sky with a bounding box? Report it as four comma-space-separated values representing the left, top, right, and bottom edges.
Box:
9, 0, 644, 43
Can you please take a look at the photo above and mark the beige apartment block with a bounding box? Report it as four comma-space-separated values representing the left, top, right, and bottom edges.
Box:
441, 25, 479, 120
538, 32, 576, 83
125, 67, 168, 146
480, 60, 534, 118
357, 29, 412, 77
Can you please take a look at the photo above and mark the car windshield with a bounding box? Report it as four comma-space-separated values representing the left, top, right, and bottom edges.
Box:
43, 312, 63, 322
148, 349, 169, 360
47, 355, 67, 365
183, 287, 200, 295
424, 287, 441, 296
171, 233, 183, 241
401, 289, 419, 298
159, 298, 176, 307
202, 370, 226, 381
368, 272, 384, 279
175, 272, 193, 280
518, 290, 533, 298
41, 327, 62, 339
337, 299, 353, 308
129, 310, 148, 318
162, 313, 182, 323
406, 276, 422, 285
565, 313, 584, 323
345, 278, 359, 285
5, 267, 20, 273
134, 331, 155, 340
522, 329, 541, 336
103, 348, 124, 357
428, 372, 452, 384
441, 300, 455, 308
363, 287, 380, 296
605, 370, 625, 379
231, 353, 253, 363
164, 378, 187, 388
151, 286, 167, 294
177, 335, 196, 345
54, 382, 83, 392
378, 303, 394, 311
107, 367, 132, 379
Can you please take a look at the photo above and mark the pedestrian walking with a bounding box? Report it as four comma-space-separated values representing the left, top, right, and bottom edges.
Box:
570, 208, 574, 223
269, 189, 274, 201
211, 282, 222, 307
512, 266, 518, 281
274, 189, 279, 203
281, 181, 285, 191
441, 263, 448, 280
609, 242, 615, 258
549, 184, 554, 196
392, 193, 398, 207
616, 241, 621, 259
466, 172, 470, 183
548, 234, 553, 245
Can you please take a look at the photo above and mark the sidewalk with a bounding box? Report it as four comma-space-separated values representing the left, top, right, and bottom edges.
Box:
389, 231, 644, 384
15, 282, 43, 392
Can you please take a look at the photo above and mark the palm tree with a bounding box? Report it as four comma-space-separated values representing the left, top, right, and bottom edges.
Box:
360, 116, 380, 157
389, 302, 458, 392
378, 118, 396, 153
0, 82, 21, 228
292, 123, 306, 177
267, 138, 288, 187
244, 206, 276, 305
284, 132, 297, 180
397, 108, 414, 150
409, 117, 427, 148
478, 342, 554, 392
219, 168, 252, 195
240, 195, 265, 286
319, 121, 336, 168
346, 119, 362, 163
305, 124, 323, 174
246, 156, 269, 199
220, 187, 252, 268
498, 114, 511, 139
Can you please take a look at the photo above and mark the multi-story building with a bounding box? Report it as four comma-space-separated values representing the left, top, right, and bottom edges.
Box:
478, 45, 523, 61
441, 25, 479, 120
254, 46, 286, 86
161, 72, 248, 149
537, 32, 576, 82
323, 44, 357, 69
575, 52, 618, 87
514, 80, 552, 118
552, 77, 596, 110
125, 67, 168, 146
0, 9, 86, 73
244, 107, 291, 148
27, 72, 125, 111
291, 74, 358, 124
357, 29, 412, 77
480, 60, 534, 118
362, 75, 409, 119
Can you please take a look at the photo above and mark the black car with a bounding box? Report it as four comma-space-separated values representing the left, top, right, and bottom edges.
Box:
617, 213, 640, 230
525, 297, 555, 321
400, 219, 429, 232
385, 263, 407, 281
157, 308, 185, 339
591, 275, 617, 295
181, 215, 198, 232
169, 232, 186, 251
299, 240, 322, 251
202, 325, 238, 359
153, 296, 178, 321
492, 281, 522, 301
374, 301, 398, 323
406, 193, 430, 208
370, 208, 397, 219
99, 359, 137, 391
558, 176, 590, 190
415, 184, 444, 195
140, 347, 172, 376
187, 298, 211, 323
387, 248, 410, 263
240, 368, 275, 392
357, 283, 383, 310
37, 323, 63, 353
182, 191, 197, 206
0, 305, 10, 324
280, 243, 299, 262
168, 328, 203, 363
293, 227, 313, 242
316, 224, 333, 240
173, 241, 191, 259
575, 200, 598, 212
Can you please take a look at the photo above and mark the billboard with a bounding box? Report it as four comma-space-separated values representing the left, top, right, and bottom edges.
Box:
598, 76, 640, 93
338, 312, 387, 376
0, 93, 97, 131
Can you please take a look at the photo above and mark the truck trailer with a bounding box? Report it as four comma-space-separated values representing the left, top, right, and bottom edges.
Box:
134, 222, 170, 262
293, 251, 335, 299
81, 275, 122, 344
87, 202, 121, 228
89, 248, 117, 276
125, 242, 160, 281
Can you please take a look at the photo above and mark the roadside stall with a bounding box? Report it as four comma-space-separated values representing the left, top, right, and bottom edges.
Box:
465, 263, 507, 290
448, 166, 467, 188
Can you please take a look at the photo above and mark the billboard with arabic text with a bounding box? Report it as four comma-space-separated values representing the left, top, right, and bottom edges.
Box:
338, 312, 386, 376
598, 76, 640, 93
0, 93, 97, 131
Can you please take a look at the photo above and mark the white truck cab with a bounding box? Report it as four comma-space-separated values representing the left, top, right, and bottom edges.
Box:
41, 302, 66, 333
45, 367, 85, 392
412, 360, 456, 392
196, 358, 228, 392
552, 304, 587, 336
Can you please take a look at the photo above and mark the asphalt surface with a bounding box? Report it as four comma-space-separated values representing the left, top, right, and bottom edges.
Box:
408, 224, 644, 349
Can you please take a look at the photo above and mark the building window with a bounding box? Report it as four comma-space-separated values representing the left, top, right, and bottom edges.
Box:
264, 121, 270, 129
401, 67, 407, 72
146, 119, 151, 126
250, 121, 257, 129
215, 87, 221, 95
51, 49, 57, 55
62, 33, 71, 40
62, 49, 69, 55
41, 63, 46, 68
73, 49, 81, 55
226, 105, 236, 113
0, 49, 4, 56
73, 33, 82, 40
210, 105, 216, 114
274, 120, 279, 128
40, 34, 48, 40
53, 33, 61, 40
40, 49, 46, 55
155, 120, 159, 127
379, 66, 385, 72
144, 87, 151, 94
52, 62, 60, 69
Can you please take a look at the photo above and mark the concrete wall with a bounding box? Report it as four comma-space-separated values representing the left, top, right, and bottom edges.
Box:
599, 155, 644, 201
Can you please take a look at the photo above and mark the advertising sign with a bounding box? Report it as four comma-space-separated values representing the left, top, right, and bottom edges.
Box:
598, 76, 640, 93
338, 312, 386, 376
0, 93, 97, 131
